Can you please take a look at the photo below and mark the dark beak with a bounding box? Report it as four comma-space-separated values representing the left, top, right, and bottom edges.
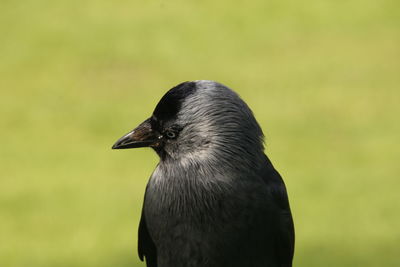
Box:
112, 118, 160, 149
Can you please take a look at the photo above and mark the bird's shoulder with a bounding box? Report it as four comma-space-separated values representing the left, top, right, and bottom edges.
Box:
257, 154, 295, 266
258, 155, 290, 209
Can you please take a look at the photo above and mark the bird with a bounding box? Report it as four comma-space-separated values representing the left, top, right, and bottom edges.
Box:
112, 80, 295, 267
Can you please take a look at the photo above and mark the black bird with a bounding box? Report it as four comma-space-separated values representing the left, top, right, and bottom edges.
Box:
112, 81, 294, 267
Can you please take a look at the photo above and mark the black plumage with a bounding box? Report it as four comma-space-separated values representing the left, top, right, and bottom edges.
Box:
112, 80, 294, 267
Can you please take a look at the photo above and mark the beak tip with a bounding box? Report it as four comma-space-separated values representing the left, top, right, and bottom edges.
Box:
112, 142, 122, 149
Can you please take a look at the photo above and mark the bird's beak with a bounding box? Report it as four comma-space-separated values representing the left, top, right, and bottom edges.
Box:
112, 118, 160, 149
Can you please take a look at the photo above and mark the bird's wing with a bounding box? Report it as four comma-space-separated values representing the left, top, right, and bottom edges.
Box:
261, 156, 295, 267
138, 207, 157, 267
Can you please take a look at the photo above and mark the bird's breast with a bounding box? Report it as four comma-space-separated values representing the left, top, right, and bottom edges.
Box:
145, 167, 268, 237
143, 164, 280, 267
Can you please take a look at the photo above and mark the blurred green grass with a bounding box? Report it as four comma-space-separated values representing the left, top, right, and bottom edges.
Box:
1, 0, 399, 266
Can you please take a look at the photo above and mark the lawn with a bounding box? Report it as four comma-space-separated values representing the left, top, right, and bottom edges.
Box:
0, 0, 399, 266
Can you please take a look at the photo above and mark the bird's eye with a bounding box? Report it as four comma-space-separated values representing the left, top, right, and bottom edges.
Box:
164, 125, 182, 140
165, 130, 177, 139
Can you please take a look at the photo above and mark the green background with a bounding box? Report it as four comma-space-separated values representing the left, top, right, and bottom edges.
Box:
1, 0, 399, 266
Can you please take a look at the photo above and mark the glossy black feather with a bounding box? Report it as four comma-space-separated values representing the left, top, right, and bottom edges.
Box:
138, 207, 157, 267
138, 155, 294, 267
152, 81, 197, 125
260, 155, 295, 266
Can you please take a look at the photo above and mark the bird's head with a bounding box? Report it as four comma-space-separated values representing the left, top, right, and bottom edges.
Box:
112, 80, 264, 166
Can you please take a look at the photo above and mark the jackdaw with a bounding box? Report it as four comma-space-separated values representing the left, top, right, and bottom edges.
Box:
112, 80, 294, 267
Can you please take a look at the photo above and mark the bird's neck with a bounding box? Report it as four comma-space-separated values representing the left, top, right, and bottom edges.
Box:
157, 146, 264, 185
